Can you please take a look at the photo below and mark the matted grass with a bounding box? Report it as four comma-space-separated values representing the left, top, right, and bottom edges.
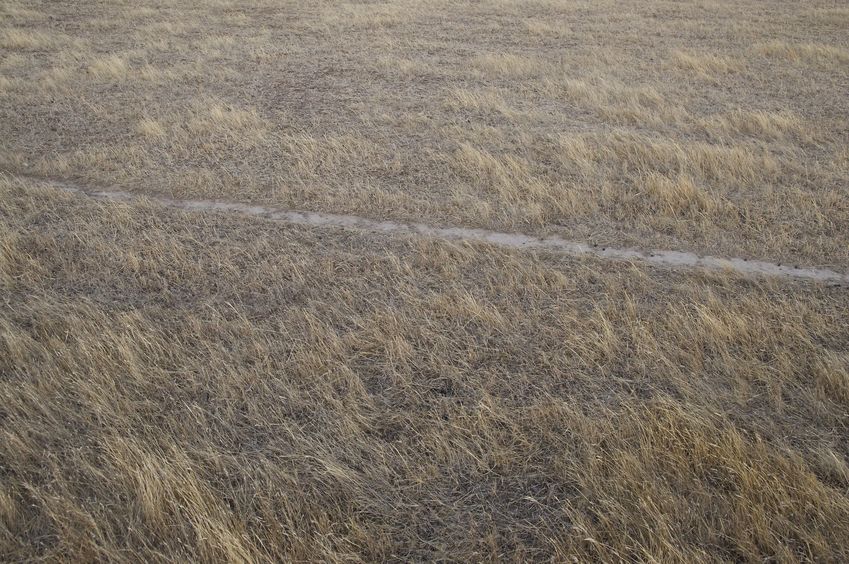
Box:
2, 0, 849, 561
1, 177, 848, 561
1, 0, 848, 265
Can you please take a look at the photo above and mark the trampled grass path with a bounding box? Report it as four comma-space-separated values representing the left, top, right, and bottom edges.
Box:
14, 174, 849, 286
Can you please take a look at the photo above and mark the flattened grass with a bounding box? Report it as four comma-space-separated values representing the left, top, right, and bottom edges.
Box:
1, 178, 848, 561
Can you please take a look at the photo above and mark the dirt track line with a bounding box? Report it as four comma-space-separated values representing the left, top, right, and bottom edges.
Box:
24, 176, 849, 286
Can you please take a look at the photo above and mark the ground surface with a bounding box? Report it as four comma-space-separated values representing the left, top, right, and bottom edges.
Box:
2, 0, 849, 562
2, 0, 849, 266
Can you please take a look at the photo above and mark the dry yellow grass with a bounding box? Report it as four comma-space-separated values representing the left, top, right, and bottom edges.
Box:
87, 54, 130, 80
2, 0, 849, 560
1, 177, 849, 561
755, 41, 849, 64
672, 50, 743, 77
1, 0, 848, 265
0, 29, 52, 50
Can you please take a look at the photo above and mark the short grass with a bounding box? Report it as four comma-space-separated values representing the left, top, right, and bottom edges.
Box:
1, 0, 848, 265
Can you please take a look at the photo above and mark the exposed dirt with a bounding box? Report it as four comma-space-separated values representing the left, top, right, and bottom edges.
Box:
22, 173, 849, 286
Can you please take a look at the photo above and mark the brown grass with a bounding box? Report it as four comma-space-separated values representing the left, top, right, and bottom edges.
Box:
87, 54, 130, 80
755, 41, 849, 64
1, 177, 849, 561
1, 0, 848, 265
2, 0, 849, 560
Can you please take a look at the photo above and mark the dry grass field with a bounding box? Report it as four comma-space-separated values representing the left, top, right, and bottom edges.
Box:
2, 0, 849, 562
2, 0, 849, 265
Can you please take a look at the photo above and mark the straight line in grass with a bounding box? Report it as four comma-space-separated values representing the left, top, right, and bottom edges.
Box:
9, 173, 849, 286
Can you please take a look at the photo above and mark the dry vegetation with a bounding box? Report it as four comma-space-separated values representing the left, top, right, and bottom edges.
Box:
2, 0, 848, 265
2, 0, 849, 561
3, 177, 849, 561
